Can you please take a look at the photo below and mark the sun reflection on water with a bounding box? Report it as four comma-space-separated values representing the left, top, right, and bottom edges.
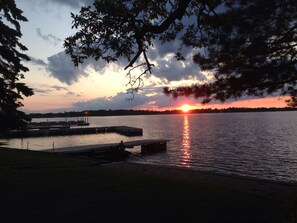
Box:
181, 115, 191, 167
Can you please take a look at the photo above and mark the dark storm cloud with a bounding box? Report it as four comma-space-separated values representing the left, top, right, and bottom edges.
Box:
36, 28, 62, 46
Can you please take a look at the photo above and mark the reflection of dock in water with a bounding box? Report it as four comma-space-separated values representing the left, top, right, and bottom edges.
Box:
7, 126, 143, 138
27, 120, 90, 129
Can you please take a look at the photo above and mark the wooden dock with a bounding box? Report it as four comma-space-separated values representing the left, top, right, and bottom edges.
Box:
43, 139, 168, 161
7, 126, 143, 138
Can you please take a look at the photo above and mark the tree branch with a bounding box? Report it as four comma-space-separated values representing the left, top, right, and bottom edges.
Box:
125, 62, 154, 100
124, 0, 192, 70
124, 38, 143, 70
144, 0, 192, 34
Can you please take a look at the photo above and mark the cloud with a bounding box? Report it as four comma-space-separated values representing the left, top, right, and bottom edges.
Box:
70, 86, 201, 112
66, 91, 82, 97
24, 0, 94, 9
33, 88, 51, 94
46, 51, 90, 85
29, 51, 111, 85
45, 50, 128, 85
72, 92, 151, 111
147, 40, 205, 82
29, 57, 47, 66
47, 0, 94, 8
48, 0, 81, 8
123, 38, 205, 84
28, 0, 204, 85
31, 84, 81, 97
29, 41, 204, 88
51, 85, 69, 91
30, 51, 88, 86
36, 28, 62, 46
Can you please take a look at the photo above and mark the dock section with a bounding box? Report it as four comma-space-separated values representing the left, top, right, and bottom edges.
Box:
7, 126, 143, 138
43, 139, 168, 161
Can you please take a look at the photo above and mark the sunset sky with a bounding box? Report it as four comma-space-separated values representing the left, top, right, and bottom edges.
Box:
16, 0, 288, 113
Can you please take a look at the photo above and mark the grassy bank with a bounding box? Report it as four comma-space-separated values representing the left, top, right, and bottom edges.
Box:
0, 148, 296, 222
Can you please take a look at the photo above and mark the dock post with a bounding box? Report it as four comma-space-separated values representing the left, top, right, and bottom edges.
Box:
141, 141, 167, 155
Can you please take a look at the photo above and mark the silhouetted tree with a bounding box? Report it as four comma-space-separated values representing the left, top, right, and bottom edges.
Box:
65, 0, 296, 104
286, 96, 297, 108
0, 0, 33, 133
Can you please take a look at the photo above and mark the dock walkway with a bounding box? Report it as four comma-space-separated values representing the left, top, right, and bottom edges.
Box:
44, 139, 168, 160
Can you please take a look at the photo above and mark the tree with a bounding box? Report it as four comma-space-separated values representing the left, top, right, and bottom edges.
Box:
65, 0, 297, 104
0, 0, 33, 133
286, 96, 297, 108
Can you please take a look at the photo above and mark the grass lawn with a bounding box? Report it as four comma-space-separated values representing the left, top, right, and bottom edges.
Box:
0, 148, 296, 222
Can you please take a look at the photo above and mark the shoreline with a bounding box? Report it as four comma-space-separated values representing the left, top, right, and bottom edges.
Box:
1, 148, 296, 222
105, 161, 297, 203
3, 145, 297, 189
2, 146, 297, 203
124, 161, 297, 185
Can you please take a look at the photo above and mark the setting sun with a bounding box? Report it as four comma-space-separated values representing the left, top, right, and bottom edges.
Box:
181, 104, 191, 113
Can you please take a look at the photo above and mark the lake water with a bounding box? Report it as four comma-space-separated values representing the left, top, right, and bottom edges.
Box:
3, 111, 297, 183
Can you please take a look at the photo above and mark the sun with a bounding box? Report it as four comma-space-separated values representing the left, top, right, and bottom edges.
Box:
180, 104, 191, 113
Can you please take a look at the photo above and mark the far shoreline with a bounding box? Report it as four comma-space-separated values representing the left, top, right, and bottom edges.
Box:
28, 107, 297, 119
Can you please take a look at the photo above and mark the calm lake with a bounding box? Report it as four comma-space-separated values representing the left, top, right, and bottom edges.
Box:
3, 111, 297, 183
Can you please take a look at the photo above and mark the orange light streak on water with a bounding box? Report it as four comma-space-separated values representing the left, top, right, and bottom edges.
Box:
181, 115, 191, 167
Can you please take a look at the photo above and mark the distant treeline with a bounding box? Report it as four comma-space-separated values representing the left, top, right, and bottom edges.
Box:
29, 107, 297, 119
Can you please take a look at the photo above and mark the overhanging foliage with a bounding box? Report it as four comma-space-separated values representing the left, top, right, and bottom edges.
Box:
65, 0, 297, 105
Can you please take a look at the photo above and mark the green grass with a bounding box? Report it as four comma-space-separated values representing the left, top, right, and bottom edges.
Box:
0, 148, 295, 223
